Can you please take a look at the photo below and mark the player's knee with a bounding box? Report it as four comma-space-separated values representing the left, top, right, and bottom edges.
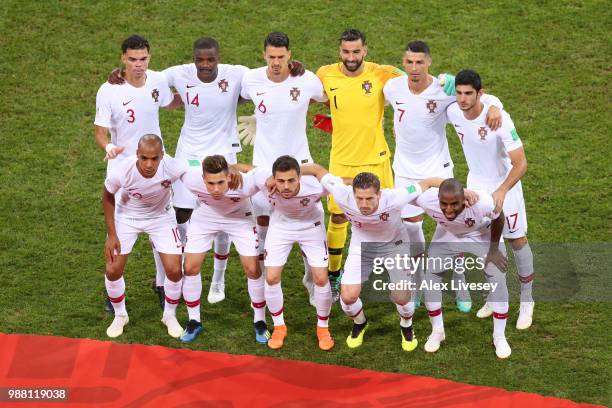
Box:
105, 264, 123, 281
164, 263, 182, 282
331, 213, 347, 224
174, 207, 193, 224
340, 290, 359, 305
390, 290, 410, 305
183, 261, 200, 276
312, 272, 328, 287
256, 216, 269, 227
243, 261, 259, 279
509, 236, 528, 250
265, 273, 280, 285
402, 215, 424, 223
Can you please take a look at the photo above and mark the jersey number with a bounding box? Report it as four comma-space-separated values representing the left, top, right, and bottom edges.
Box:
126, 109, 135, 123
505, 213, 519, 230
457, 132, 465, 144
186, 92, 200, 107
398, 108, 406, 122
258, 100, 267, 114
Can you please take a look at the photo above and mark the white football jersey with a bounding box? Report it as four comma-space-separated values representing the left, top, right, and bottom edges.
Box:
163, 63, 248, 158
104, 155, 186, 219
447, 103, 523, 183
180, 163, 259, 221
95, 70, 173, 161
320, 174, 422, 247
240, 68, 327, 167
417, 188, 498, 240
253, 170, 327, 231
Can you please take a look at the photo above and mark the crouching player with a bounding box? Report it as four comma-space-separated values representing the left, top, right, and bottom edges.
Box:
233, 156, 334, 351
179, 155, 269, 343
102, 135, 186, 339
302, 163, 443, 351
418, 179, 511, 358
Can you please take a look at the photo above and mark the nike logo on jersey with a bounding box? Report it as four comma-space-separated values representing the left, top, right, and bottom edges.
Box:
454, 124, 461, 127
330, 87, 338, 91
395, 101, 404, 105
256, 92, 266, 96
186, 84, 196, 88
122, 100, 133, 106
323, 257, 329, 261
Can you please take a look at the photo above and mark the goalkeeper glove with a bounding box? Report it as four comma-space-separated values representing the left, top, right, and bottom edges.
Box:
312, 114, 333, 134
237, 115, 256, 146
438, 73, 456, 96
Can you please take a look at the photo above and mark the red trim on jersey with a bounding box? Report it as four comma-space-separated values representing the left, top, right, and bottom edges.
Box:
519, 273, 535, 283
270, 307, 284, 317
184, 299, 200, 308
252, 301, 266, 309
214, 253, 229, 260
427, 308, 442, 317
493, 312, 509, 320
108, 294, 125, 303
165, 295, 180, 305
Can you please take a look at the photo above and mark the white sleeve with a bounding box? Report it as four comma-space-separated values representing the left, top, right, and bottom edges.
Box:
320, 173, 351, 203
308, 72, 328, 102
240, 170, 261, 196
166, 157, 189, 182
251, 167, 272, 190
475, 192, 499, 220
482, 94, 504, 110
162, 66, 177, 88
383, 82, 392, 104
159, 75, 174, 108
498, 112, 523, 152
239, 73, 251, 100
104, 168, 122, 194
389, 183, 423, 209
94, 85, 112, 128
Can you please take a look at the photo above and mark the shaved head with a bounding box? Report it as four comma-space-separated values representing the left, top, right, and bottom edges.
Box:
137, 134, 163, 152
439, 178, 464, 197
438, 178, 465, 221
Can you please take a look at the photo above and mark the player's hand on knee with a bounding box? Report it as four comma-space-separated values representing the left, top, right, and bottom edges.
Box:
227, 166, 243, 190
104, 143, 125, 161
485, 106, 502, 130
288, 60, 305, 77
237, 115, 256, 145
485, 249, 508, 272
108, 68, 125, 85
491, 189, 507, 213
105, 234, 121, 264
464, 189, 480, 207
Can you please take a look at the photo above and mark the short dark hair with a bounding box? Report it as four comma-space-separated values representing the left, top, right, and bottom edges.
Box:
352, 172, 380, 192
137, 134, 162, 150
405, 40, 430, 56
193, 37, 219, 53
272, 155, 300, 176
455, 69, 482, 92
202, 155, 229, 175
264, 32, 289, 50
340, 28, 366, 45
439, 178, 465, 196
122, 35, 150, 53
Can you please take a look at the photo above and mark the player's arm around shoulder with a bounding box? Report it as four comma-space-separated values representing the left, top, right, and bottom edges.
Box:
300, 163, 329, 181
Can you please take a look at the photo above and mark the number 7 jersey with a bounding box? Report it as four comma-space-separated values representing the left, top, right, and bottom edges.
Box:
240, 67, 327, 167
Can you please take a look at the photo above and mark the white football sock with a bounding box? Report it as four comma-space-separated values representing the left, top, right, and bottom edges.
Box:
396, 301, 415, 327
314, 281, 332, 327
182, 274, 202, 322
513, 243, 535, 302
105, 276, 127, 315
163, 278, 182, 317
340, 297, 366, 324
425, 301, 444, 331
265, 281, 284, 326
257, 224, 268, 274
212, 232, 230, 284
491, 302, 509, 337
248, 275, 266, 322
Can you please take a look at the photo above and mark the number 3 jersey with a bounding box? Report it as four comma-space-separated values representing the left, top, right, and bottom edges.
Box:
163, 63, 249, 159
240, 67, 327, 168
94, 70, 173, 161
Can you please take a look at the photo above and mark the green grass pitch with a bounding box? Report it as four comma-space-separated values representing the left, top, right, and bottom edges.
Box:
0, 1, 610, 405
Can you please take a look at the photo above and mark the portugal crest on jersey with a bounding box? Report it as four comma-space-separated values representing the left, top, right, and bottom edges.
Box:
290, 87, 300, 101
478, 127, 488, 141
465, 217, 475, 227
300, 197, 310, 206
218, 79, 229, 93
379, 212, 390, 221
161, 179, 171, 189
426, 99, 437, 113
151, 88, 160, 103
362, 80, 372, 94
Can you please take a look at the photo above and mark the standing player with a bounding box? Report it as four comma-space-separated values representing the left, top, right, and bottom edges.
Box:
315, 29, 403, 300
383, 40, 504, 312
447, 69, 534, 329
233, 156, 334, 351
302, 163, 444, 351
102, 135, 186, 339
95, 35, 181, 311
178, 155, 269, 343
417, 179, 511, 358
239, 32, 328, 295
